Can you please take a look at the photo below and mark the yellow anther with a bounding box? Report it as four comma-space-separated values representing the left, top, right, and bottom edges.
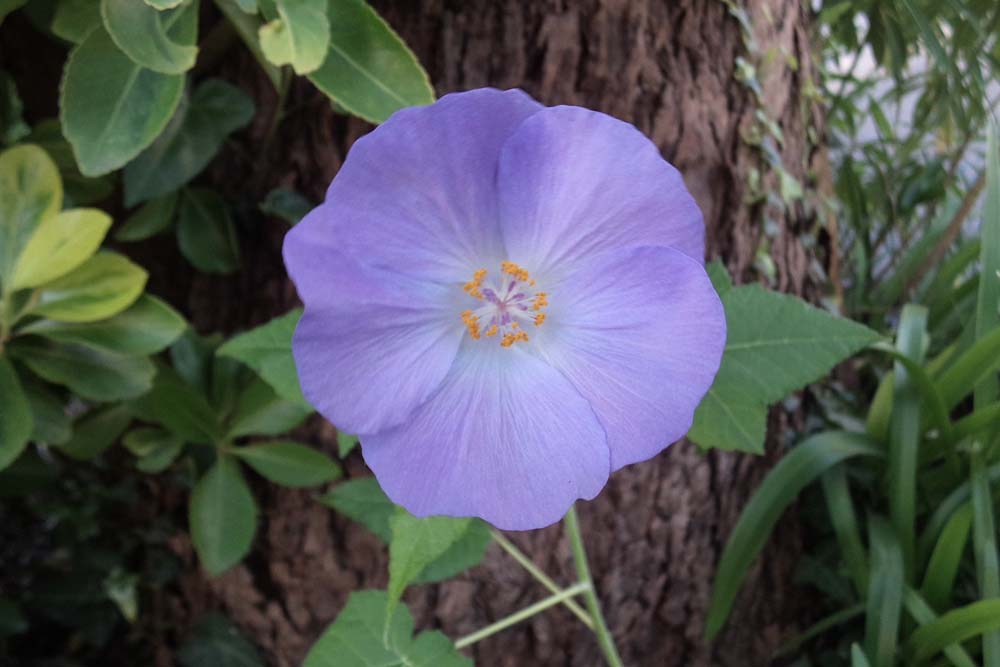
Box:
500, 330, 529, 348
463, 268, 487, 299
461, 309, 481, 340
501, 261, 531, 282
534, 313, 546, 326
511, 321, 519, 329
485, 324, 498, 337
531, 292, 548, 311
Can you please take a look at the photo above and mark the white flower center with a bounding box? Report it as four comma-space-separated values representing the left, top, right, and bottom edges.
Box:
460, 262, 548, 348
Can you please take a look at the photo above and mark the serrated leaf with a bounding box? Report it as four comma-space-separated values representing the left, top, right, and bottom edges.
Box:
304, 590, 471, 667
387, 509, 469, 618
130, 365, 223, 444
124, 80, 255, 206
10, 208, 111, 289
101, 0, 198, 74
116, 193, 178, 241
234, 441, 340, 487
0, 144, 62, 286
123, 426, 184, 472
412, 519, 490, 584
307, 0, 434, 123
52, 0, 101, 43
176, 188, 240, 273
190, 456, 258, 576
259, 187, 312, 225
30, 251, 147, 323
60, 16, 190, 176
58, 403, 131, 460
689, 285, 881, 454
11, 338, 155, 401
226, 378, 311, 438
259, 0, 329, 74
217, 309, 304, 403
20, 294, 186, 355
0, 357, 32, 472
320, 476, 393, 541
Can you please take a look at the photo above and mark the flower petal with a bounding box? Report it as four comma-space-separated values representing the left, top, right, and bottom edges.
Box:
535, 246, 725, 470
322, 88, 543, 284
497, 106, 704, 279
361, 344, 611, 530
293, 296, 464, 436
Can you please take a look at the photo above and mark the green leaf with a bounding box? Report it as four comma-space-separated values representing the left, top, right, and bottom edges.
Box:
259, 0, 329, 74
145, 0, 185, 8
887, 305, 928, 578
116, 193, 178, 241
190, 456, 258, 576
0, 71, 29, 144
0, 356, 32, 471
304, 590, 471, 667
30, 251, 147, 323
24, 119, 113, 206
52, 0, 102, 43
307, 0, 435, 124
936, 326, 1000, 410
920, 503, 972, 611
689, 285, 881, 453
57, 403, 131, 460
233, 441, 340, 487
821, 465, 868, 596
177, 612, 263, 667
60, 20, 188, 176
971, 448, 1000, 666
23, 378, 71, 445
319, 476, 393, 541
336, 430, 358, 457
908, 600, 1000, 664
20, 294, 186, 355
851, 643, 872, 667
0, 0, 25, 27
864, 516, 904, 667
10, 208, 111, 290
412, 519, 490, 584
11, 338, 154, 400
0, 144, 62, 286
976, 122, 1000, 410
123, 426, 184, 472
259, 187, 312, 225
705, 431, 882, 639
902, 588, 977, 667
226, 378, 311, 438
131, 364, 223, 444
176, 188, 240, 273
101, 0, 198, 74
387, 509, 469, 619
217, 309, 305, 403
124, 80, 255, 206
705, 259, 733, 296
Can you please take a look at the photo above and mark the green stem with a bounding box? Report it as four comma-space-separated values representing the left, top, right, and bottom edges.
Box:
453, 581, 591, 650
490, 529, 594, 629
564, 506, 624, 667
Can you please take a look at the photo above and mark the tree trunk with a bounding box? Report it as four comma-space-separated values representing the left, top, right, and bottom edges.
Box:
162, 1, 829, 665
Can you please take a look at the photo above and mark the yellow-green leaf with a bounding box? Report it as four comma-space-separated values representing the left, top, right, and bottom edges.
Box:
31, 252, 147, 323
10, 208, 111, 290
0, 145, 62, 286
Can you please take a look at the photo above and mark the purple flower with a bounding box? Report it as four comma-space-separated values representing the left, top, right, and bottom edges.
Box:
284, 88, 725, 530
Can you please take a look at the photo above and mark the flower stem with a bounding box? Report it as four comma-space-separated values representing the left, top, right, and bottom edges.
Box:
454, 581, 591, 650
490, 528, 595, 629
564, 506, 624, 667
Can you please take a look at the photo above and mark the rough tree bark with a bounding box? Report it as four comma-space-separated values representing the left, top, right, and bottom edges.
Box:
151, 1, 829, 666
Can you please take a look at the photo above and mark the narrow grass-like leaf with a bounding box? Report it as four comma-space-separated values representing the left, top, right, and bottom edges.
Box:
864, 516, 904, 667
822, 465, 868, 596
888, 305, 928, 577
971, 448, 1000, 666
705, 431, 883, 639
936, 325, 1000, 409
919, 462, 1000, 564
908, 599, 1000, 663
902, 587, 977, 667
975, 122, 1000, 410
919, 503, 972, 611
852, 643, 872, 667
